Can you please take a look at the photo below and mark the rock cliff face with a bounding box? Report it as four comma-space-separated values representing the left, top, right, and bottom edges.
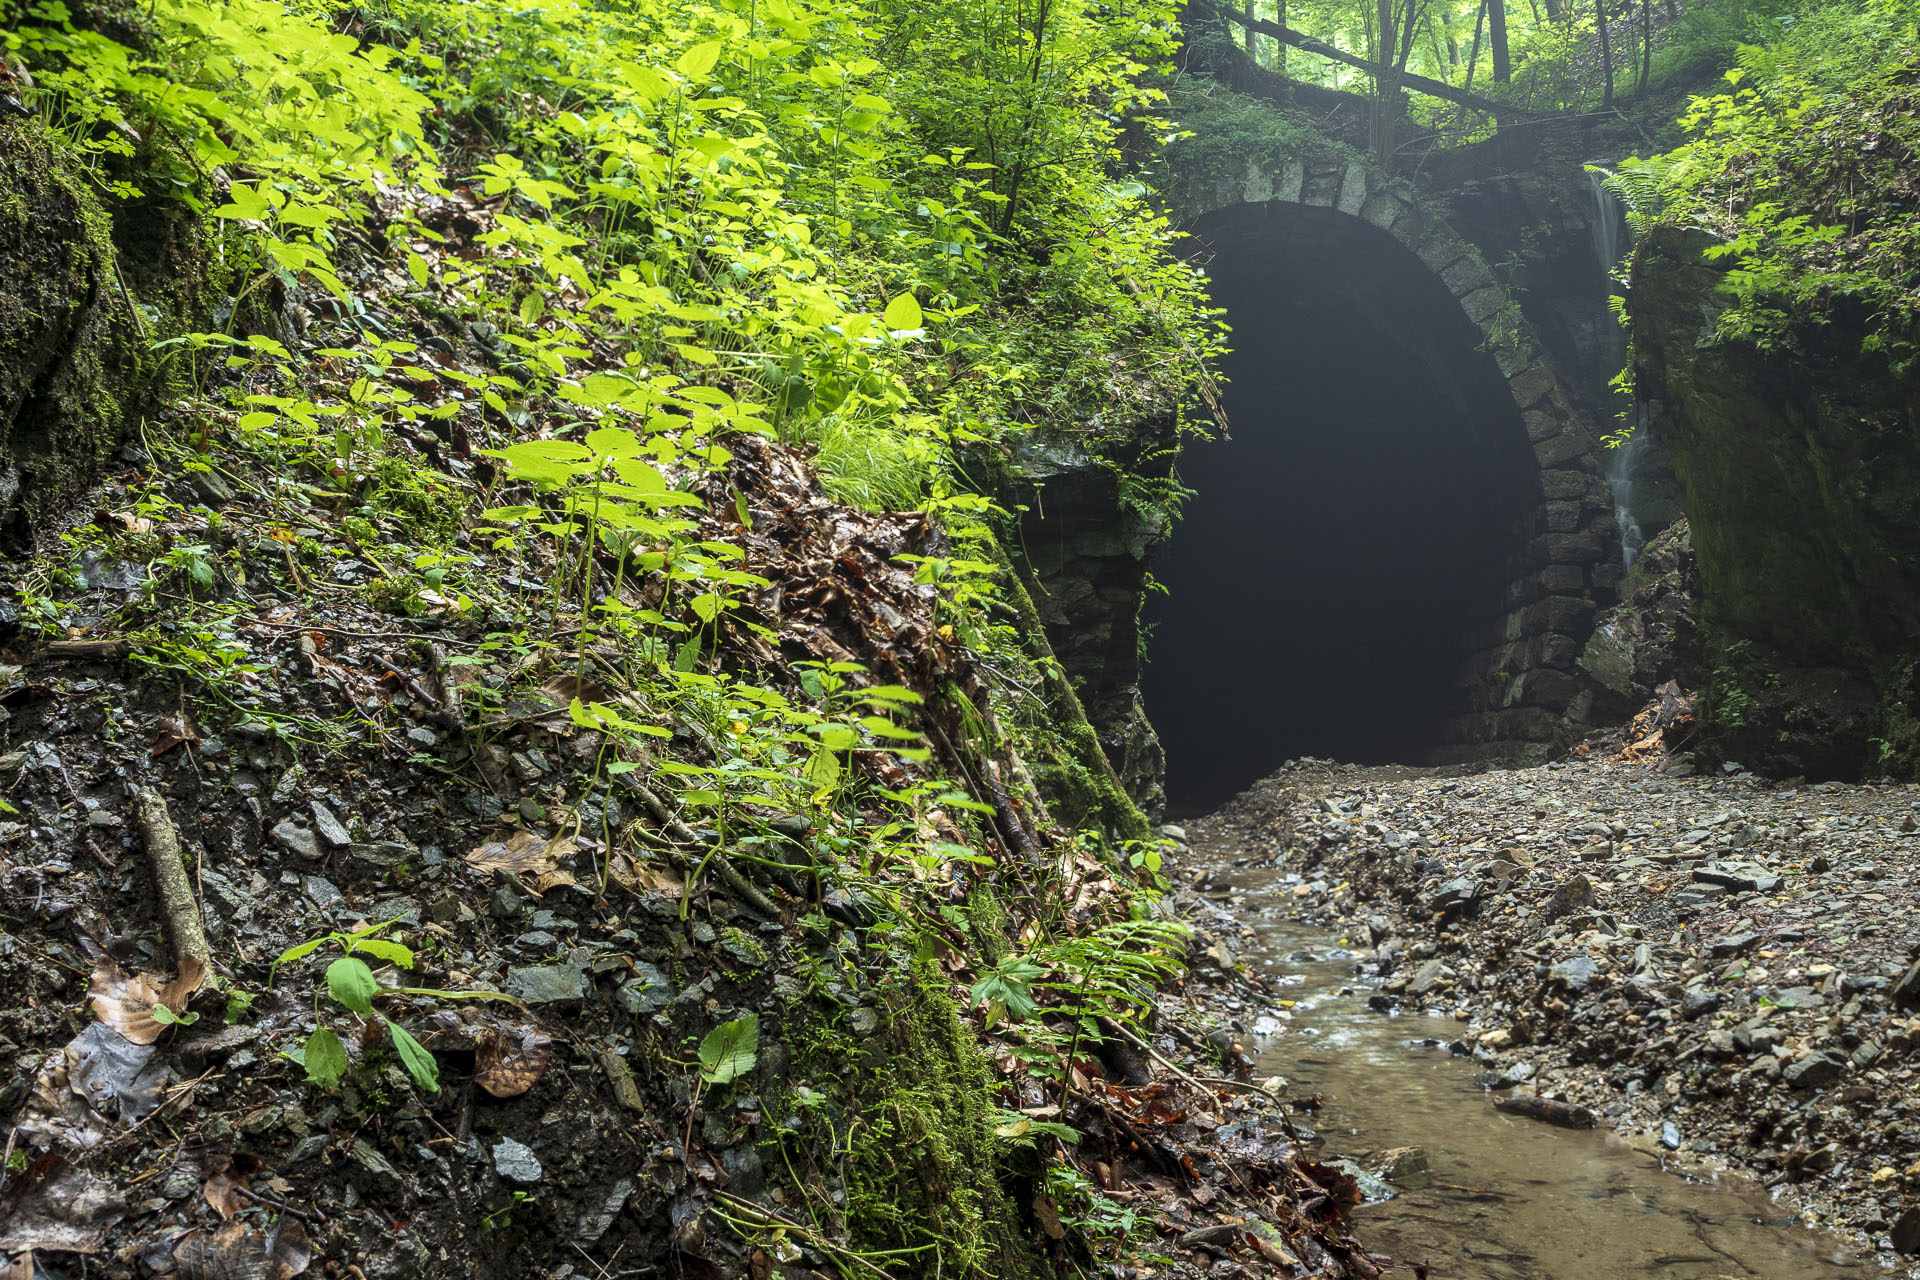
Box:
1633, 226, 1920, 776
0, 118, 141, 545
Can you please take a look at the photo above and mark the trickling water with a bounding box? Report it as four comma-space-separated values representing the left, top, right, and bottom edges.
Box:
1604, 407, 1652, 571
1588, 165, 1648, 572
1588, 168, 1624, 283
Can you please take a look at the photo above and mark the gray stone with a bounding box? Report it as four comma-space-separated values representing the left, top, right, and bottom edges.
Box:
492, 1136, 543, 1184
406, 727, 440, 749
1660, 1121, 1682, 1150
1407, 959, 1444, 996
1707, 932, 1762, 958
1782, 1052, 1846, 1089
1893, 960, 1920, 1008
1691, 864, 1781, 894
849, 1007, 881, 1035
271, 820, 322, 860
1548, 956, 1599, 994
1428, 877, 1478, 915
614, 962, 673, 1015
303, 876, 344, 909
310, 801, 352, 848
504, 965, 587, 1005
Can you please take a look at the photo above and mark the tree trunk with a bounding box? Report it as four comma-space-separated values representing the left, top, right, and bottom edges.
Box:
1637, 0, 1653, 95
1465, 0, 1487, 88
1372, 0, 1397, 160
1277, 0, 1287, 71
1489, 0, 1511, 81
1245, 3, 1257, 55
1597, 0, 1615, 108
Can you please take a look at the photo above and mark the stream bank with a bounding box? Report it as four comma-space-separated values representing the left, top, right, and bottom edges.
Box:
1171, 752, 1920, 1274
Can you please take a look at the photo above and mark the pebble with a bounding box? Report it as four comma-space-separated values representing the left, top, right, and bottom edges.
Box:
491, 1136, 542, 1184
270, 820, 321, 860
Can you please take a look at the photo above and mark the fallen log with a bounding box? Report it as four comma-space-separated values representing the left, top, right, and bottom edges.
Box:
1213, 7, 1533, 119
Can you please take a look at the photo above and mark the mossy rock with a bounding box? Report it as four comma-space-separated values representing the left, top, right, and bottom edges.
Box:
1633, 226, 1920, 776
0, 117, 143, 543
781, 968, 1049, 1279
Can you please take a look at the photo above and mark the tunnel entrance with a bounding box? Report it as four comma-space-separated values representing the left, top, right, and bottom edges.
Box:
1144, 202, 1543, 815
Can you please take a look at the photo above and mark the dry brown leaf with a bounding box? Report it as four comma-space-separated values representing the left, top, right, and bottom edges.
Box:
1247, 1231, 1299, 1266
475, 1024, 553, 1098
149, 712, 200, 757
464, 830, 577, 894
202, 1166, 248, 1220
89, 955, 206, 1045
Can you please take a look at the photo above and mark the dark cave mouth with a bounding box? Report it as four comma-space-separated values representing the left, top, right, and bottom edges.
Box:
1143, 203, 1543, 815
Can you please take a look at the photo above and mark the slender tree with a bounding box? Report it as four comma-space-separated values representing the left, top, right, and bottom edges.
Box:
1637, 0, 1653, 94
1489, 0, 1511, 81
1597, 0, 1615, 107
1465, 0, 1488, 87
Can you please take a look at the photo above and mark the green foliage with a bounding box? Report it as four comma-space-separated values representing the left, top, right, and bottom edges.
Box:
271, 920, 441, 1094
697, 1014, 760, 1088
1612, 0, 1920, 353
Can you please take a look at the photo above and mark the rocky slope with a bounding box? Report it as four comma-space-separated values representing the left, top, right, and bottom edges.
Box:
1190, 750, 1920, 1269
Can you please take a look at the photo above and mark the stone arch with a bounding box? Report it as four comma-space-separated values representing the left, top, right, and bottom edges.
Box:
1172, 154, 1618, 761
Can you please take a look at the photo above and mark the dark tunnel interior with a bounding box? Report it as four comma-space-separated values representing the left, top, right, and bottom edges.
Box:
1143, 203, 1542, 816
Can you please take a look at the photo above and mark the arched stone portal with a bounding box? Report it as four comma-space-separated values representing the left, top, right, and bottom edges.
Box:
1146, 161, 1619, 811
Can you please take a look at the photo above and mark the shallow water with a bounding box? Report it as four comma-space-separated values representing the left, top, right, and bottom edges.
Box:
1217, 870, 1876, 1279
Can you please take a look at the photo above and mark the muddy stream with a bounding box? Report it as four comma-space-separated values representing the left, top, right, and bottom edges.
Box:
1202, 858, 1876, 1279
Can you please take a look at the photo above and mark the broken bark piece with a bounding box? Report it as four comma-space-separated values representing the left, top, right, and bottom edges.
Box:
135, 788, 212, 973
1493, 1095, 1596, 1128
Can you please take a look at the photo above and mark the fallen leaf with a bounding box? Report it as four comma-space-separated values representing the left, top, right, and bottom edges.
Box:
464, 830, 577, 894
89, 955, 206, 1044
149, 712, 200, 757
0, 1155, 128, 1255
202, 1165, 248, 1220
475, 1024, 552, 1098
1247, 1230, 1300, 1266
65, 1023, 166, 1122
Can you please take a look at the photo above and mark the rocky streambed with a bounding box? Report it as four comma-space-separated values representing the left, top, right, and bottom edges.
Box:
1171, 753, 1920, 1273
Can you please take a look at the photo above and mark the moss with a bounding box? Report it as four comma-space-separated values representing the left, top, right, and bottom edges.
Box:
983, 530, 1152, 842
779, 966, 1047, 1280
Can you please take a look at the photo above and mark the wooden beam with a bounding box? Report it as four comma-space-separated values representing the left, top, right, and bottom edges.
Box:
1213, 7, 1531, 117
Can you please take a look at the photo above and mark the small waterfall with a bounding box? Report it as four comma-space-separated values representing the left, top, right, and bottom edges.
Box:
1587, 169, 1624, 282
1604, 406, 1652, 572
1588, 166, 1645, 572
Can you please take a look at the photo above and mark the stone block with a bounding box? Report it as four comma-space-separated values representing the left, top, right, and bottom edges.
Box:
1241, 158, 1275, 205
1460, 285, 1506, 325
1538, 632, 1583, 668
1441, 256, 1494, 296
1534, 433, 1592, 468
1544, 500, 1583, 532
1509, 364, 1556, 409
1524, 410, 1561, 443
1336, 165, 1369, 215
1415, 231, 1464, 272
1540, 469, 1601, 501
1277, 161, 1305, 203
1538, 564, 1587, 594
1532, 529, 1606, 567
1360, 191, 1402, 229
1493, 340, 1532, 377
1515, 668, 1584, 711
